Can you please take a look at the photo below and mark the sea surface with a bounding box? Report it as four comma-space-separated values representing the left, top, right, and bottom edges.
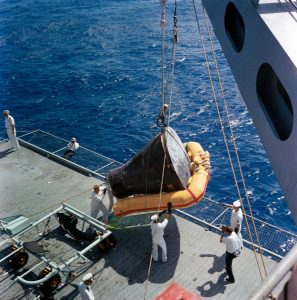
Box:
0, 0, 296, 234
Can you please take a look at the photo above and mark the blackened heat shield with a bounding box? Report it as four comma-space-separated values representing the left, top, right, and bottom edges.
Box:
108, 127, 191, 199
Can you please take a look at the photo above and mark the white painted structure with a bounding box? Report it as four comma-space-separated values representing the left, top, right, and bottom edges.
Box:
203, 0, 297, 224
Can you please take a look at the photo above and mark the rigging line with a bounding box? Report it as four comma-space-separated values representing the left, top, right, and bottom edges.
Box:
166, 0, 178, 129
144, 1, 177, 298
191, 0, 266, 281
201, 4, 268, 277
161, 0, 166, 109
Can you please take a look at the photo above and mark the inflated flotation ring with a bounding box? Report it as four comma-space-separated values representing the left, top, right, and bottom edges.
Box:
113, 142, 210, 216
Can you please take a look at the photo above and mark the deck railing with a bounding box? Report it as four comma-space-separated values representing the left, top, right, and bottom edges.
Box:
13, 130, 297, 260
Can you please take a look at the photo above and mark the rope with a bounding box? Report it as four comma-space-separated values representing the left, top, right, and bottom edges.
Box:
166, 0, 178, 129
201, 3, 268, 278
201, 4, 268, 278
161, 0, 166, 110
144, 1, 178, 298
191, 0, 265, 281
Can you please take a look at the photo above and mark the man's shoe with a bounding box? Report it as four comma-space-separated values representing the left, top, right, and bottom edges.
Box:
225, 278, 235, 283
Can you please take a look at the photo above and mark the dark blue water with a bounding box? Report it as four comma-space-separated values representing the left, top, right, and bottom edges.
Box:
1, 0, 296, 233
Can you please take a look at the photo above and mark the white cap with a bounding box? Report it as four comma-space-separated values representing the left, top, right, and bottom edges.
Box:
71, 137, 76, 142
233, 200, 241, 208
82, 273, 93, 282
151, 214, 159, 221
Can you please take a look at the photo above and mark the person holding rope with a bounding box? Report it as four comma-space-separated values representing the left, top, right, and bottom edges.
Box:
78, 272, 95, 300
150, 203, 172, 263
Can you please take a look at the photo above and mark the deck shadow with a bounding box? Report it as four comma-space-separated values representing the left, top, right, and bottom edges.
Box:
200, 253, 225, 274
104, 215, 180, 284
196, 272, 228, 297
0, 149, 14, 158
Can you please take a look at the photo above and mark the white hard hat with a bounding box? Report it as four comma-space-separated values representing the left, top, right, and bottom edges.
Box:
233, 200, 241, 208
82, 273, 93, 282
151, 214, 159, 221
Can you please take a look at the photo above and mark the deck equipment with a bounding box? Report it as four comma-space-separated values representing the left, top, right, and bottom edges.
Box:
0, 203, 114, 297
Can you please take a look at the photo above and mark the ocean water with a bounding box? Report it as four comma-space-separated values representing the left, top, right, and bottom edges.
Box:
0, 0, 296, 234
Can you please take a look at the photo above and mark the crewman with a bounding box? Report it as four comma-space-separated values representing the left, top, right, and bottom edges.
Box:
78, 273, 95, 300
220, 226, 241, 283
90, 184, 109, 224
156, 103, 168, 128
230, 200, 243, 249
63, 137, 79, 160
3, 110, 20, 150
150, 203, 172, 263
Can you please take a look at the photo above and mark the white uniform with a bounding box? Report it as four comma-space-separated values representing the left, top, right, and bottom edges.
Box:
78, 282, 94, 300
66, 141, 79, 151
230, 208, 243, 248
5, 115, 20, 150
222, 231, 240, 254
151, 218, 168, 262
104, 188, 115, 212
90, 190, 109, 224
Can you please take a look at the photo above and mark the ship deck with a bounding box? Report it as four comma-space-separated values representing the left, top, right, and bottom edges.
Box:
0, 139, 285, 300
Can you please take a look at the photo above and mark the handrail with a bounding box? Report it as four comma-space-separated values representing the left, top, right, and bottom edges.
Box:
175, 208, 284, 260
203, 196, 297, 238
18, 138, 106, 179
15, 129, 297, 260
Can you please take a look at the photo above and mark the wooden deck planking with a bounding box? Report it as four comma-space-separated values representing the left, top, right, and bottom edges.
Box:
0, 142, 278, 300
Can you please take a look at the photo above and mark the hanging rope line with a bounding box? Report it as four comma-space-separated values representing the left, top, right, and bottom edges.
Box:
191, 0, 265, 281
144, 1, 178, 298
166, 0, 178, 129
161, 0, 166, 110
156, 0, 177, 130
201, 4, 268, 278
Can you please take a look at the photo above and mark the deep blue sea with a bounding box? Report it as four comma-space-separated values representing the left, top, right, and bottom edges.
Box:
1, 0, 296, 234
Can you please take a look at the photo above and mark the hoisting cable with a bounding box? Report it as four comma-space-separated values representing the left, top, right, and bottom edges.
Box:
201, 3, 268, 278
144, 1, 178, 299
191, 0, 265, 281
161, 0, 166, 110
166, 0, 178, 129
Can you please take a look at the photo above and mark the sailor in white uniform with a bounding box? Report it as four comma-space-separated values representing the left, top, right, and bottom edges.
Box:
78, 272, 95, 300
3, 110, 20, 150
90, 184, 109, 224
150, 210, 170, 263
63, 137, 79, 159
230, 199, 243, 248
